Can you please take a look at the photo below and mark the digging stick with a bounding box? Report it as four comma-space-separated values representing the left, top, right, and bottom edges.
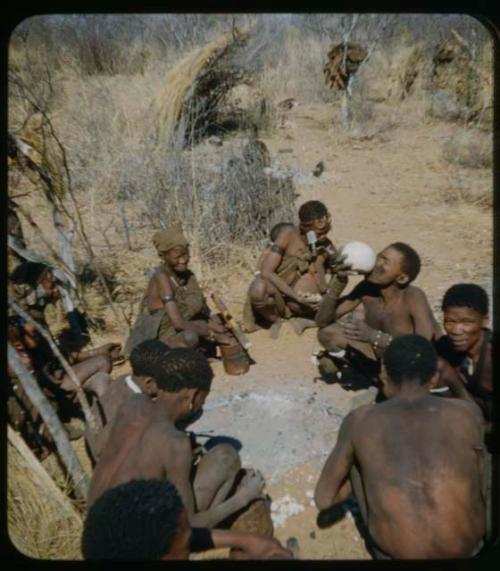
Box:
7, 344, 89, 500
210, 292, 252, 350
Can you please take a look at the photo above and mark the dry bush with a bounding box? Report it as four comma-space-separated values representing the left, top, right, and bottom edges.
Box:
258, 24, 332, 104
442, 130, 492, 169
8, 439, 83, 560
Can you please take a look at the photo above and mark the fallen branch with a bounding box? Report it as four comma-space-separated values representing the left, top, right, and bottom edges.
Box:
7, 343, 89, 500
9, 300, 99, 433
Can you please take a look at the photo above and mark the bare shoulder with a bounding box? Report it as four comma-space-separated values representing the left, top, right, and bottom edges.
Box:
148, 421, 191, 454
442, 395, 484, 424
404, 285, 431, 305
343, 403, 374, 429
274, 225, 297, 248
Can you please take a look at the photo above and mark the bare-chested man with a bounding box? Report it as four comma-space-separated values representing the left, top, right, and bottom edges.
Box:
315, 334, 487, 559
84, 340, 170, 464
87, 348, 266, 529
316, 242, 441, 382
435, 283, 493, 423
125, 222, 232, 355
244, 201, 346, 332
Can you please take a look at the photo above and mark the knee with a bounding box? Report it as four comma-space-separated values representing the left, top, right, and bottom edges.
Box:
318, 324, 344, 350
249, 279, 267, 303
210, 444, 241, 474
182, 330, 199, 348
84, 372, 111, 399
317, 327, 331, 348
93, 354, 112, 374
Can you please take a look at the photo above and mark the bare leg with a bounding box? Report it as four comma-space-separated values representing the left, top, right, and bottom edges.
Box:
192, 444, 241, 512
166, 330, 200, 349
318, 322, 348, 352
290, 317, 317, 335
249, 277, 286, 324
83, 372, 112, 399
60, 355, 111, 393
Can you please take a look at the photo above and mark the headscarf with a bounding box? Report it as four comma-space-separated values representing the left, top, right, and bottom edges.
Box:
152, 221, 189, 255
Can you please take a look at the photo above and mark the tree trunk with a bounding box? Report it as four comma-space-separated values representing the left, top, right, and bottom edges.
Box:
8, 344, 89, 500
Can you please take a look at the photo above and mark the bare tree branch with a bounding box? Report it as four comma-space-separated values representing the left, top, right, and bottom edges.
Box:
8, 343, 89, 500
9, 300, 99, 433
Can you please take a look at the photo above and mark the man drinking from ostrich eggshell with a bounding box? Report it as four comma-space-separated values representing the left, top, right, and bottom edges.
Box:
316, 241, 441, 385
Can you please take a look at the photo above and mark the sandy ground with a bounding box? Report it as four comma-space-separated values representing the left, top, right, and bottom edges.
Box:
39, 100, 492, 560
186, 102, 492, 559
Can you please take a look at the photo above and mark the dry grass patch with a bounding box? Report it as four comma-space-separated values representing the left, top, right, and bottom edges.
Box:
8, 431, 83, 560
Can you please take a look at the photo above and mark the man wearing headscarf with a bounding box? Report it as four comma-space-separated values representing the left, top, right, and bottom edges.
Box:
125, 222, 232, 355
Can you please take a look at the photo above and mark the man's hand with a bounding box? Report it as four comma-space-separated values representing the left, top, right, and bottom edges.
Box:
238, 535, 293, 559
236, 469, 266, 504
208, 316, 229, 335
327, 253, 353, 279
342, 318, 377, 344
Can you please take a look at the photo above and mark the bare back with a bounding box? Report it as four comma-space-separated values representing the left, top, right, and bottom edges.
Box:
353, 397, 485, 557
87, 395, 189, 508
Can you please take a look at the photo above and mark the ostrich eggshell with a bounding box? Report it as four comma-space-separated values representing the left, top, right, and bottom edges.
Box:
340, 241, 376, 272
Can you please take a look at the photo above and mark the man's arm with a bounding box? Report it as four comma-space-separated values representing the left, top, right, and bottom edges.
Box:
314, 409, 358, 511
164, 436, 263, 529
407, 287, 442, 340
334, 281, 368, 320
154, 271, 213, 338
260, 229, 308, 305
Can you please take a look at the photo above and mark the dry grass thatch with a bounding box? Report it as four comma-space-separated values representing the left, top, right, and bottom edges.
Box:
8, 428, 83, 560
156, 30, 248, 146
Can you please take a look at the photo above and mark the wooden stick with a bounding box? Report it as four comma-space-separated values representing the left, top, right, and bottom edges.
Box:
8, 425, 83, 520
9, 300, 99, 433
7, 344, 89, 500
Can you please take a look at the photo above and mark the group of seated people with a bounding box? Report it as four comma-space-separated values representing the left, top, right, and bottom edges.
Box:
7, 199, 494, 560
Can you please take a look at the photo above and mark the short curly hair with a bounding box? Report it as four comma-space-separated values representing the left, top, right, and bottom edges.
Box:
442, 283, 488, 316
383, 334, 437, 385
130, 340, 170, 377
82, 479, 184, 560
389, 242, 421, 283
298, 201, 329, 223
154, 347, 214, 392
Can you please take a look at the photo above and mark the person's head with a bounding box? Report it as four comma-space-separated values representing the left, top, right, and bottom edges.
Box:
381, 334, 438, 398
153, 222, 190, 273
148, 348, 214, 421
270, 222, 294, 243
367, 242, 421, 288
298, 201, 331, 239
10, 261, 61, 302
442, 283, 489, 353
82, 479, 191, 560
129, 340, 170, 391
